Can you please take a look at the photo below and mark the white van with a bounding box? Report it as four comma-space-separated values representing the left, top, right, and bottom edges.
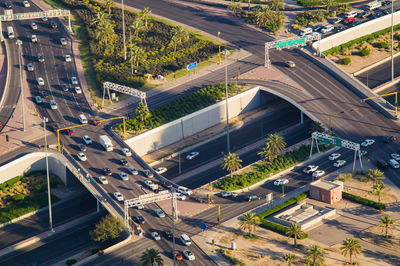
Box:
367, 1, 381, 10
7, 26, 14, 39
177, 186, 193, 196
300, 27, 313, 36
345, 10, 358, 18
180, 234, 192, 246
78, 114, 88, 124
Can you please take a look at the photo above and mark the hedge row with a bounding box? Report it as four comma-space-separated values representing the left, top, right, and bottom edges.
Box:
0, 176, 23, 192
257, 193, 309, 238
342, 192, 385, 210
323, 24, 400, 55
0, 194, 60, 224
296, 0, 354, 7
117, 83, 241, 134
214, 144, 331, 191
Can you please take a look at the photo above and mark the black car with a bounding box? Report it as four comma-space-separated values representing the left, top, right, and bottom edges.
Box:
120, 158, 128, 166
134, 215, 145, 224
164, 230, 173, 239
61, 84, 69, 91
313, 24, 324, 32
103, 167, 112, 175
377, 160, 389, 170
40, 90, 49, 98
334, 25, 345, 32
51, 22, 58, 29
79, 144, 87, 152
383, 135, 396, 143
5, 2, 12, 8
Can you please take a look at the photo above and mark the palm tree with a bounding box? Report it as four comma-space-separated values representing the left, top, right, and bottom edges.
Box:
104, 0, 114, 15
140, 7, 152, 29
239, 212, 260, 236
286, 223, 305, 246
340, 238, 363, 265
91, 11, 108, 26
367, 169, 384, 186
379, 215, 396, 238
222, 152, 242, 178
135, 102, 150, 122
308, 121, 324, 134
282, 253, 295, 266
131, 19, 145, 39
228, 1, 242, 16
94, 21, 116, 45
140, 248, 163, 266
269, 0, 284, 13
322, 0, 337, 13
305, 245, 325, 266
170, 26, 190, 52
254, 7, 272, 27
131, 46, 147, 68
373, 183, 385, 202
258, 133, 286, 163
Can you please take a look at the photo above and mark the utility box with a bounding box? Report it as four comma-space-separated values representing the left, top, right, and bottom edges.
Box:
231, 241, 236, 250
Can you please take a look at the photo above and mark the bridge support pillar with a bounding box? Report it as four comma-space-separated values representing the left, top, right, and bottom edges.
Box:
97, 199, 100, 212
300, 111, 304, 124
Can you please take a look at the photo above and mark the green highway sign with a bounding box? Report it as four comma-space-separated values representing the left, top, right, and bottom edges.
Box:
276, 38, 307, 48
334, 137, 342, 147
317, 137, 331, 144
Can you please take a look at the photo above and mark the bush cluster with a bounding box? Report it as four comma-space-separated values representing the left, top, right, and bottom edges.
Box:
342, 192, 385, 210
219, 249, 245, 266
323, 24, 400, 56
257, 193, 309, 238
294, 10, 328, 27
55, 0, 218, 90
215, 144, 330, 191
117, 83, 241, 134
360, 49, 370, 56
0, 176, 22, 192
297, 0, 354, 6
341, 57, 351, 65
379, 42, 389, 48
12, 194, 25, 202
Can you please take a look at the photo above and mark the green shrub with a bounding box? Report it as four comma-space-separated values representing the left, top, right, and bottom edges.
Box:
35, 184, 44, 192
337, 173, 352, 182
5, 176, 23, 189
341, 57, 351, 65
379, 42, 388, 48
360, 49, 370, 56
258, 193, 308, 219
12, 194, 25, 202
219, 249, 245, 266
259, 219, 309, 239
342, 192, 385, 210
66, 259, 77, 265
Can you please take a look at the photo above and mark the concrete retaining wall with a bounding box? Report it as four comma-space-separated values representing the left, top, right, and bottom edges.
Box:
313, 11, 400, 52
126, 87, 262, 156
0, 152, 67, 185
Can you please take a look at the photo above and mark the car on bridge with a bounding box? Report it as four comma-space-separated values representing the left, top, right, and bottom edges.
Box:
361, 139, 375, 147
303, 165, 319, 174
155, 167, 167, 175
333, 160, 346, 167
329, 153, 341, 160
98, 176, 108, 184
274, 179, 289, 186
312, 170, 325, 178
77, 152, 87, 161
113, 192, 123, 201
186, 151, 199, 160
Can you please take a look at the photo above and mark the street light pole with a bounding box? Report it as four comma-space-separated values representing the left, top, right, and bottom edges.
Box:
218, 32, 221, 64
17, 40, 25, 132
122, 0, 127, 60
43, 117, 53, 232
172, 191, 176, 266
224, 50, 230, 154
391, 0, 394, 82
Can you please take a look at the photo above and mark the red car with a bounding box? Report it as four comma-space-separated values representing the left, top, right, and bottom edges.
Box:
174, 251, 183, 261
344, 17, 355, 24
66, 129, 74, 136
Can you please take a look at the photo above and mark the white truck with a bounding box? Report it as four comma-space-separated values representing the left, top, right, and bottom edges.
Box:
367, 1, 381, 10
144, 179, 159, 191
99, 135, 113, 151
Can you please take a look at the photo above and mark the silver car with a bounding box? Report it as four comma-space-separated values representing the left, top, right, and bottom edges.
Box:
37, 77, 44, 85
27, 63, 34, 71
71, 77, 78, 85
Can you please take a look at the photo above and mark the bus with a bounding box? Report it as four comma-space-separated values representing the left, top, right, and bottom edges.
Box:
7, 26, 14, 39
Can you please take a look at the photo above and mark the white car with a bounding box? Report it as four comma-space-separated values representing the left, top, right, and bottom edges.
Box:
186, 151, 199, 160
50, 100, 58, 110
119, 172, 129, 181
31, 35, 37, 42
98, 176, 108, 184
27, 63, 34, 72
42, 16, 48, 21
333, 160, 346, 167
155, 167, 167, 175
312, 170, 325, 178
177, 186, 193, 196
71, 76, 78, 85
389, 159, 400, 169
151, 231, 161, 241
136, 203, 144, 209
77, 152, 87, 161
83, 135, 92, 145
37, 77, 44, 85
176, 193, 187, 200
144, 179, 155, 188
74, 87, 82, 94
143, 169, 154, 178
274, 179, 289, 186
391, 153, 400, 161
328, 153, 341, 160
321, 24, 334, 33
303, 165, 319, 174
114, 192, 123, 201
23, 1, 30, 7
361, 139, 375, 147
31, 22, 38, 30
128, 166, 138, 175
60, 38, 67, 45
183, 250, 195, 261
221, 191, 232, 197
65, 54, 72, 62
122, 148, 132, 156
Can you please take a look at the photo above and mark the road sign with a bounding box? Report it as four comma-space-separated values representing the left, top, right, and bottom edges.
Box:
276, 38, 307, 48
187, 62, 197, 71
317, 136, 331, 145
200, 222, 207, 231
333, 137, 342, 147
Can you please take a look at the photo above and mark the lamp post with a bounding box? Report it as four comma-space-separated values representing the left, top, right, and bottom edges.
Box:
218, 32, 221, 65
122, 0, 127, 61
391, 0, 394, 82
42, 117, 53, 232
17, 40, 25, 132
223, 49, 231, 154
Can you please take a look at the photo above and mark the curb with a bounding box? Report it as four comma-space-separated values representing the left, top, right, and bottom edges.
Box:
0, 41, 9, 108
0, 211, 100, 258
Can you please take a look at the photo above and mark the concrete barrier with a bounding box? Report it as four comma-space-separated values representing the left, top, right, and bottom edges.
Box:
0, 41, 10, 107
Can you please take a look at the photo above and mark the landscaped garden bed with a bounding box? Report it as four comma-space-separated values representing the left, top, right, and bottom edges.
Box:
0, 171, 61, 224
